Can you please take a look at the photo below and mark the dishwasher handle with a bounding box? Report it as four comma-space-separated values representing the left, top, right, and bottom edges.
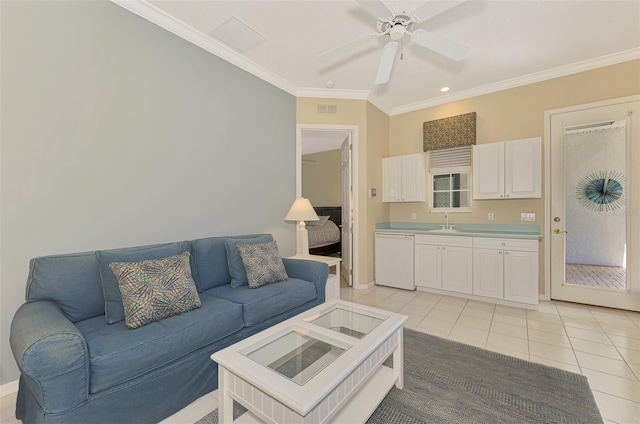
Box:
375, 233, 414, 240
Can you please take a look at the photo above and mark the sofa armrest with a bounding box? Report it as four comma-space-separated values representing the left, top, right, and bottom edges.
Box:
10, 301, 89, 414
282, 258, 329, 303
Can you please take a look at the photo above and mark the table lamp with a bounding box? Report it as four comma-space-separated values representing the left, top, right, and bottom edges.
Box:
285, 198, 319, 256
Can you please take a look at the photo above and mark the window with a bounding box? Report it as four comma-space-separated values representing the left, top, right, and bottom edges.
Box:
431, 167, 471, 212
429, 146, 472, 213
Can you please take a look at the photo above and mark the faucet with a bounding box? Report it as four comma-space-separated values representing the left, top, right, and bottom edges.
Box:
440, 212, 450, 230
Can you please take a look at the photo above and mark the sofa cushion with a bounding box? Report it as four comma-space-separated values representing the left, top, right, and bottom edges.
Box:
109, 252, 201, 329
26, 252, 105, 323
237, 241, 288, 288
192, 234, 271, 291
209, 278, 317, 327
96, 242, 189, 325
75, 291, 244, 394
225, 235, 274, 288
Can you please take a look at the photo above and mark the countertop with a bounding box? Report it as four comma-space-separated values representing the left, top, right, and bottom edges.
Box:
375, 222, 542, 240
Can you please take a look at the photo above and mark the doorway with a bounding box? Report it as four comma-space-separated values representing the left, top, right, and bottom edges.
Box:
296, 124, 358, 287
545, 96, 639, 311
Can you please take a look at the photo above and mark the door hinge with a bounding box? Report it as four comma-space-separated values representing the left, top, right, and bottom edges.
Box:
349, 269, 353, 275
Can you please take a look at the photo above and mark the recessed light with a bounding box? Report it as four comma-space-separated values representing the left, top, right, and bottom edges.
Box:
440, 87, 450, 92
326, 81, 335, 89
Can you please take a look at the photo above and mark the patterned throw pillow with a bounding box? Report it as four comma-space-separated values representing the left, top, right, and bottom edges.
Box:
109, 252, 201, 329
237, 241, 288, 288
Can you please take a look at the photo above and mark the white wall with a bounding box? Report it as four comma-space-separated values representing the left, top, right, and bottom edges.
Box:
565, 127, 627, 266
0, 0, 296, 384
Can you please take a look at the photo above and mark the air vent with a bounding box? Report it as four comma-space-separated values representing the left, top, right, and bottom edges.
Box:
317, 104, 337, 114
208, 17, 267, 53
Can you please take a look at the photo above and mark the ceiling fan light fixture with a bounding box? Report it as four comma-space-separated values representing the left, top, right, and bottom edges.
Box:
389, 25, 405, 41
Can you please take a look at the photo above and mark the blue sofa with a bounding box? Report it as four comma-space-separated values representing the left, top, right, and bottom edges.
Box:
10, 234, 328, 424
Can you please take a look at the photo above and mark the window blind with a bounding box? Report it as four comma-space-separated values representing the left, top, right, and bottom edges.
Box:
429, 146, 472, 169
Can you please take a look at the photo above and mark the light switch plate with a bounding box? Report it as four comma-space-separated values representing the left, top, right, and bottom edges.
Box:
520, 213, 536, 222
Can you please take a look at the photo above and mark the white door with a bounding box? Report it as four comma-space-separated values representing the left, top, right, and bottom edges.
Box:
472, 142, 505, 199
415, 243, 440, 289
504, 250, 538, 304
549, 98, 639, 311
441, 247, 473, 294
382, 157, 402, 202
473, 248, 504, 299
506, 137, 541, 198
341, 135, 353, 285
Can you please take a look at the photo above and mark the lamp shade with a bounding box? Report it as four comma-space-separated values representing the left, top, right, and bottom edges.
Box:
284, 198, 319, 222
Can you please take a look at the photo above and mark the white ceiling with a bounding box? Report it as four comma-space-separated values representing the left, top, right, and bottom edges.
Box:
117, 0, 640, 115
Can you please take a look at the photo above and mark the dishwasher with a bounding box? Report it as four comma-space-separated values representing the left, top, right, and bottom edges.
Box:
374, 232, 415, 290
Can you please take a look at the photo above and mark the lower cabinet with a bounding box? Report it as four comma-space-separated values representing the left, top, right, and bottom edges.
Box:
473, 237, 539, 305
415, 235, 473, 294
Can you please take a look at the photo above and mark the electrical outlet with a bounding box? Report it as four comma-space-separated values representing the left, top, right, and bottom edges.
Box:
488, 213, 494, 221
411, 213, 417, 220
520, 213, 536, 222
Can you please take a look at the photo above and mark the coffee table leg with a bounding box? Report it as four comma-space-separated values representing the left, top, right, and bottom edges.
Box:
218, 367, 233, 424
393, 329, 404, 389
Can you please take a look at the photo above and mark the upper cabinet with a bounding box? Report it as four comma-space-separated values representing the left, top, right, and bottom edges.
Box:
472, 137, 541, 199
383, 153, 426, 202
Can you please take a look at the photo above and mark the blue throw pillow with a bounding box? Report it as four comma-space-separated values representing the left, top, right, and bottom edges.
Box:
225, 235, 273, 288
96, 243, 184, 324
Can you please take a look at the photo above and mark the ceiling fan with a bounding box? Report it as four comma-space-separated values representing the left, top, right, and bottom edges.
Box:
318, 0, 470, 85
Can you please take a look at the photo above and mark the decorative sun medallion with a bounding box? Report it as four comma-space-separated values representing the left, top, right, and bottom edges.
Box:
576, 170, 626, 212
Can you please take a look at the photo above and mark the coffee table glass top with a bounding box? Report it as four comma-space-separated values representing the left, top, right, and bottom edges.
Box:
241, 327, 350, 386
306, 303, 387, 339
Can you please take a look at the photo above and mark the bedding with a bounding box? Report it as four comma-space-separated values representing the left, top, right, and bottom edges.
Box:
308, 218, 340, 248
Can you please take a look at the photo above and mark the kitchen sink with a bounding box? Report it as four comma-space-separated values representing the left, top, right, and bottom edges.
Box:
427, 228, 461, 233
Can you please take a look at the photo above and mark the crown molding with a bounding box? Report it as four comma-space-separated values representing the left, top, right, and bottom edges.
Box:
390, 48, 640, 116
111, 0, 298, 96
296, 87, 370, 101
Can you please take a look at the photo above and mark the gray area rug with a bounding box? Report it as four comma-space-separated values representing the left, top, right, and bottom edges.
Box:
196, 328, 602, 423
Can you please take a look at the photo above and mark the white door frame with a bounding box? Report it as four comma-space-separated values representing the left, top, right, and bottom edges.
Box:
543, 94, 640, 305
296, 124, 359, 288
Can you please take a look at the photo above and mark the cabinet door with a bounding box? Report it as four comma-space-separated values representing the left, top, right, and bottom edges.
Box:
441, 247, 473, 294
401, 154, 426, 202
504, 250, 538, 304
506, 137, 541, 198
382, 156, 402, 202
473, 248, 504, 299
415, 244, 440, 289
472, 142, 505, 199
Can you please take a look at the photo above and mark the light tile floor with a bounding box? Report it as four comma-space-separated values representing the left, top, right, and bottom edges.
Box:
2, 285, 639, 424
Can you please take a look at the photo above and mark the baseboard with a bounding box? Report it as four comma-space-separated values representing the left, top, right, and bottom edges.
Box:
0, 380, 18, 397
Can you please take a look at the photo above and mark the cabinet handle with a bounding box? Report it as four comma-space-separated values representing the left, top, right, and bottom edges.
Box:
437, 247, 440, 250
505, 251, 510, 255
501, 242, 505, 246
500, 195, 504, 198
498, 251, 502, 255
506, 194, 510, 198
442, 247, 446, 251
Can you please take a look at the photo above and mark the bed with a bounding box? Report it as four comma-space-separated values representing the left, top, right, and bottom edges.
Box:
308, 206, 341, 256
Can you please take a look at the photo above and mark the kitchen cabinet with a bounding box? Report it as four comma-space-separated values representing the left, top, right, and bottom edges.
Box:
473, 237, 539, 305
472, 137, 541, 199
382, 153, 426, 202
415, 235, 473, 294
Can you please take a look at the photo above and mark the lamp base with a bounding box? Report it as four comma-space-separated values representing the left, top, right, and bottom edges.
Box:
296, 223, 310, 257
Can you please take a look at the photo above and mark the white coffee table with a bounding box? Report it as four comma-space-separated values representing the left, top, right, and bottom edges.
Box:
212, 300, 407, 424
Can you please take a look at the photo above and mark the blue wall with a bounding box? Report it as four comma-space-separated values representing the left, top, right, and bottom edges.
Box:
0, 0, 296, 384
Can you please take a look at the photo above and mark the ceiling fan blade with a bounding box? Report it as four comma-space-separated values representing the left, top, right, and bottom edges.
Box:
374, 41, 398, 85
356, 0, 394, 19
411, 29, 470, 61
317, 32, 380, 62
412, 0, 466, 22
